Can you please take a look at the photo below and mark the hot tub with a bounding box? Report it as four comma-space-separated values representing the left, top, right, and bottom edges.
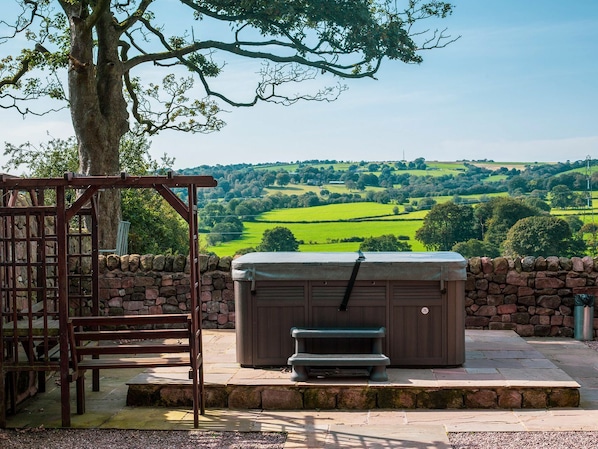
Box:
232, 251, 467, 367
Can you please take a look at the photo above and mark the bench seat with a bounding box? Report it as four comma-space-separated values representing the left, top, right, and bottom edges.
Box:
68, 314, 200, 415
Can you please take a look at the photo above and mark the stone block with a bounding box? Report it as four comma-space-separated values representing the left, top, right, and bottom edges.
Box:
475, 279, 489, 290
521, 256, 536, 272
545, 256, 560, 271
126, 385, 160, 406
566, 276, 587, 288
337, 388, 377, 409
492, 257, 509, 274
497, 303, 517, 315
129, 254, 140, 272
518, 286, 534, 297
475, 305, 497, 317
507, 271, 530, 287
377, 388, 417, 409
537, 295, 561, 309
582, 256, 594, 272
522, 390, 547, 408
487, 295, 504, 306
140, 254, 154, 271
535, 277, 565, 289
559, 257, 573, 271
124, 300, 144, 311
534, 257, 547, 270
534, 325, 551, 336
173, 254, 187, 272
489, 322, 516, 331
146, 287, 159, 300
468, 257, 482, 274
516, 324, 534, 337
205, 386, 228, 408
488, 283, 502, 295
535, 307, 555, 316
418, 389, 464, 409
304, 388, 338, 409
497, 389, 522, 408
152, 255, 165, 271
548, 389, 580, 408
106, 254, 120, 270
465, 316, 490, 328
261, 388, 303, 409
134, 276, 155, 287
571, 257, 584, 272
228, 386, 262, 409
159, 386, 193, 406
465, 390, 497, 408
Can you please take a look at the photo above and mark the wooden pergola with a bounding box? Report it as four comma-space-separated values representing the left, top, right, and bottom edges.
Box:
0, 172, 217, 427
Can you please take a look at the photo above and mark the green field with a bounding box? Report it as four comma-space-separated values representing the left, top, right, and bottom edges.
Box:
264, 184, 387, 196
258, 202, 398, 221
205, 219, 426, 256
205, 201, 427, 256
203, 182, 598, 257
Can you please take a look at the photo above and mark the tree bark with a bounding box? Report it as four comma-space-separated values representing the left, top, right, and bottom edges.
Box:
63, 3, 129, 249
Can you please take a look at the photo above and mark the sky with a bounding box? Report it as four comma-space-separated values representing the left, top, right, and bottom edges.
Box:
1, 0, 598, 171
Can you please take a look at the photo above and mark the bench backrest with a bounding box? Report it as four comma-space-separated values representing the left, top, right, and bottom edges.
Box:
99, 220, 130, 255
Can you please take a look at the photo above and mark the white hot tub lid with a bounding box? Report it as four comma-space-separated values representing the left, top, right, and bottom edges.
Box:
231, 251, 467, 282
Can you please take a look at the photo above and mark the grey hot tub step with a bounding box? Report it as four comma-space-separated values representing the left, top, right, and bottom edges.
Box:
288, 326, 389, 382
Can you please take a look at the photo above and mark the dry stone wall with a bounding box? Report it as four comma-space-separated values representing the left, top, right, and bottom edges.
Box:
466, 255, 598, 338
99, 254, 598, 337
99, 253, 235, 329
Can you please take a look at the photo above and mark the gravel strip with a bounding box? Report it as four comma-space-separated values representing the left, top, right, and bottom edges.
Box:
0, 428, 286, 449
450, 431, 598, 448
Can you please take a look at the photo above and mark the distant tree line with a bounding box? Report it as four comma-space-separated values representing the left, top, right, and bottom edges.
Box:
183, 159, 592, 207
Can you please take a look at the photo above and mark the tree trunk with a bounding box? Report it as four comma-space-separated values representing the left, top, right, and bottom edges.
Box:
64, 4, 129, 249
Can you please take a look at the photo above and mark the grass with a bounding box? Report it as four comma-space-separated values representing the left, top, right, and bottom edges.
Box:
258, 202, 398, 222
203, 186, 598, 257
204, 192, 504, 256
264, 184, 391, 197
206, 212, 426, 256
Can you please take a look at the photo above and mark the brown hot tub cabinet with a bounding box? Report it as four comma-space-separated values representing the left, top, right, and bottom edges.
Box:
232, 252, 467, 368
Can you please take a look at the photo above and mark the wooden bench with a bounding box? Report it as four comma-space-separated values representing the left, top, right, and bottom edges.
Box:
287, 327, 390, 382
68, 314, 202, 417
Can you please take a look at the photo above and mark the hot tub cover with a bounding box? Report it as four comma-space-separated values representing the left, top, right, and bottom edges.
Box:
231, 251, 467, 282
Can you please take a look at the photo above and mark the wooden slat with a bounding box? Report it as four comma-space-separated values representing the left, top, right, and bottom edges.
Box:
73, 328, 189, 341
70, 314, 190, 327
75, 344, 190, 355
78, 356, 190, 370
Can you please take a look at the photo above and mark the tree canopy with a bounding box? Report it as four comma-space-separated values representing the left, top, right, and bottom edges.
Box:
359, 234, 412, 252
478, 197, 542, 250
503, 216, 586, 257
0, 0, 456, 246
258, 226, 299, 252
415, 201, 476, 251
